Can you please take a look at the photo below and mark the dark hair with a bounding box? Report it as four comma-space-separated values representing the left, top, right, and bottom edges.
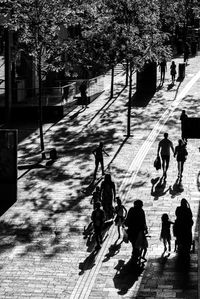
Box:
134, 200, 143, 208
161, 213, 169, 222
164, 133, 168, 138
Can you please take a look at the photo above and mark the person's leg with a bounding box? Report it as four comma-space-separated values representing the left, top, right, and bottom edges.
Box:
165, 156, 170, 174
177, 161, 181, 177
93, 160, 99, 180
117, 225, 121, 239
100, 159, 104, 175
161, 156, 165, 174
180, 161, 184, 178
163, 238, 167, 251
168, 239, 171, 252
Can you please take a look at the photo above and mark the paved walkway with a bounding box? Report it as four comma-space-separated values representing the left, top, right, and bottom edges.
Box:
0, 56, 200, 298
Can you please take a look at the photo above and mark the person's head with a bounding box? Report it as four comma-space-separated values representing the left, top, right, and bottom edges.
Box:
161, 213, 169, 222
182, 110, 186, 115
99, 142, 103, 148
164, 133, 168, 139
134, 199, 143, 208
181, 198, 188, 208
178, 139, 184, 146
105, 173, 111, 182
172, 61, 175, 65
116, 197, 121, 206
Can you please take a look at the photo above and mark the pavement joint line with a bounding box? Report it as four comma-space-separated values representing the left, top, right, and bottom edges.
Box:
69, 69, 200, 299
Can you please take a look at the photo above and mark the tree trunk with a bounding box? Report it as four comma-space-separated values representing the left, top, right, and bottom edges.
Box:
110, 65, 114, 99
125, 60, 129, 86
38, 57, 45, 157
4, 28, 12, 125
127, 66, 132, 137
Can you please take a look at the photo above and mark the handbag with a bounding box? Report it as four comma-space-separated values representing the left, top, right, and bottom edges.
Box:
154, 156, 161, 170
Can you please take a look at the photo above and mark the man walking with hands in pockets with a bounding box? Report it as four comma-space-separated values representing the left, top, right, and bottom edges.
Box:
157, 133, 174, 178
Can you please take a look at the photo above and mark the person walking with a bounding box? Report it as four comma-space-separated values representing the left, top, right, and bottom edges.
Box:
91, 186, 101, 209
180, 110, 188, 142
160, 213, 174, 253
114, 197, 127, 240
157, 133, 175, 178
124, 200, 148, 263
100, 174, 116, 220
91, 201, 105, 250
159, 59, 167, 84
174, 139, 188, 180
170, 61, 177, 84
92, 142, 109, 181
79, 80, 88, 108
174, 198, 193, 254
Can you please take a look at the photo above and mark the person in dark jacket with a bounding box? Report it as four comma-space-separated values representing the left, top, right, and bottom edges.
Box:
91, 201, 105, 250
92, 142, 109, 181
124, 200, 148, 262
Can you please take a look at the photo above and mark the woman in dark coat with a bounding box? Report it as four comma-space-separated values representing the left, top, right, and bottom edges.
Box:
174, 198, 193, 254
124, 200, 148, 262
100, 174, 116, 220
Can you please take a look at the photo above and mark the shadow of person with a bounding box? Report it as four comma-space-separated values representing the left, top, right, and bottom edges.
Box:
167, 82, 174, 90
113, 258, 145, 295
103, 241, 122, 262
79, 249, 98, 275
151, 177, 169, 200
169, 179, 184, 198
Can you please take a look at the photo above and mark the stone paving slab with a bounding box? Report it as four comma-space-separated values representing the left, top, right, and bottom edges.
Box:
0, 56, 200, 298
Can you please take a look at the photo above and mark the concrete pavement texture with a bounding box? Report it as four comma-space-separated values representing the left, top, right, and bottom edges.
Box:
0, 56, 200, 298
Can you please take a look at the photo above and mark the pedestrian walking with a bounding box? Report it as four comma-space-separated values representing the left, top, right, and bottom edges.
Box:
173, 198, 193, 254
157, 133, 175, 178
174, 139, 188, 180
184, 42, 190, 64
100, 173, 116, 220
114, 197, 127, 240
159, 59, 167, 84
79, 80, 88, 108
160, 213, 174, 253
170, 61, 177, 84
92, 142, 109, 181
124, 200, 148, 263
91, 186, 101, 209
91, 201, 105, 250
180, 110, 188, 142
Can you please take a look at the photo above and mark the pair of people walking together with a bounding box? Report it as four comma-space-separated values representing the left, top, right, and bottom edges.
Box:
157, 133, 188, 180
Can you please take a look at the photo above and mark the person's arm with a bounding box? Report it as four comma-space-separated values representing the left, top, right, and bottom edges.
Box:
157, 142, 161, 156
123, 206, 128, 218
171, 142, 175, 155
113, 183, 116, 202
103, 147, 109, 156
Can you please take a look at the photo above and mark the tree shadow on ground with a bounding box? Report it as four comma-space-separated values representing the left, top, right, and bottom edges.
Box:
113, 258, 145, 295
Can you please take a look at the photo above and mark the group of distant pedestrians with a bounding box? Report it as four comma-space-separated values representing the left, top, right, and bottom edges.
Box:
159, 59, 177, 85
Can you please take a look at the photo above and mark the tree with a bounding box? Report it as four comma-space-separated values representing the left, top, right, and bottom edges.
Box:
100, 0, 172, 136
1, 0, 67, 156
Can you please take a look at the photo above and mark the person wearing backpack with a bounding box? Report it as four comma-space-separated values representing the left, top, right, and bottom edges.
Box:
91, 201, 105, 250
174, 139, 188, 180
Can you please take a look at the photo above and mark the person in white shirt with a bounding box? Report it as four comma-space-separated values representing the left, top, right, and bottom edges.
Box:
157, 133, 174, 178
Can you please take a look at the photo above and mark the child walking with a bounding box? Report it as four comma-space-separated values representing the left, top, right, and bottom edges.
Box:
160, 213, 174, 253
114, 197, 127, 239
